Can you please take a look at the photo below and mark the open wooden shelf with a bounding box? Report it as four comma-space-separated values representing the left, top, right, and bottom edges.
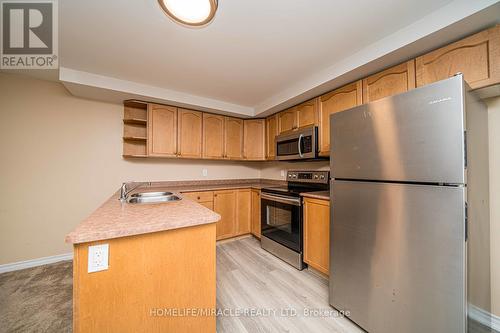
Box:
123, 100, 148, 156
123, 136, 147, 141
123, 154, 148, 158
123, 118, 147, 125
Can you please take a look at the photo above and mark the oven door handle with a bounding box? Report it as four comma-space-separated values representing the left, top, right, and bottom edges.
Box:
298, 134, 304, 158
261, 193, 301, 206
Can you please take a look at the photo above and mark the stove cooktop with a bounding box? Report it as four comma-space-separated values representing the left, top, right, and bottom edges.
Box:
261, 171, 330, 197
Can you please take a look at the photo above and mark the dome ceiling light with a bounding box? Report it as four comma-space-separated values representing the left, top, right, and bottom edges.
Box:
157, 0, 218, 27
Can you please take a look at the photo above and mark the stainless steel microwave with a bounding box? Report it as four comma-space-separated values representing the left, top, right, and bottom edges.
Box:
275, 125, 319, 161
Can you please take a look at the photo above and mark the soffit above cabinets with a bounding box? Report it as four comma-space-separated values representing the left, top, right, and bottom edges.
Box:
22, 0, 500, 117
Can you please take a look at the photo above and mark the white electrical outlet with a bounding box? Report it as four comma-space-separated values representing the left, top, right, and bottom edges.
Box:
280, 170, 285, 177
88, 244, 109, 273
202, 168, 208, 177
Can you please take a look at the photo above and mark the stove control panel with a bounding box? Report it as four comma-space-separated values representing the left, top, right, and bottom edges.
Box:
287, 170, 329, 184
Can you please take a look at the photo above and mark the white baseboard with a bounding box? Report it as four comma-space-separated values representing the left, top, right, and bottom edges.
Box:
468, 303, 500, 332
0, 253, 73, 274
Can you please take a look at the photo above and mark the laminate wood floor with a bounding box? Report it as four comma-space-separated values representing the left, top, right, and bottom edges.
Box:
216, 236, 363, 333
0, 236, 494, 332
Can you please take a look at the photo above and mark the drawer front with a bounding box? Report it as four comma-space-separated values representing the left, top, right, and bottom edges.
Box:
182, 191, 214, 203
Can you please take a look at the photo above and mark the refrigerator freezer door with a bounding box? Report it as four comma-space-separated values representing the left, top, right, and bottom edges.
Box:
329, 180, 466, 333
330, 76, 465, 184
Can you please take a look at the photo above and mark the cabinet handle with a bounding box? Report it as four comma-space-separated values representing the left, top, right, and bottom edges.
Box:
214, 194, 218, 197
197, 196, 201, 200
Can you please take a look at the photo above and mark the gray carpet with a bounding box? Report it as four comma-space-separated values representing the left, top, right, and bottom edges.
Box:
0, 261, 72, 333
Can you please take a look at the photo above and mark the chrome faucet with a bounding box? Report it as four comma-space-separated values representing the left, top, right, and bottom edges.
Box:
119, 181, 151, 202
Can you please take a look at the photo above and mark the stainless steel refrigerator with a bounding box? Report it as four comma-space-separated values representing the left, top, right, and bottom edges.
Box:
329, 74, 491, 333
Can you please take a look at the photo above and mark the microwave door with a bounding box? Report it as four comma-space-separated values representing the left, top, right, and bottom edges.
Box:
276, 126, 317, 160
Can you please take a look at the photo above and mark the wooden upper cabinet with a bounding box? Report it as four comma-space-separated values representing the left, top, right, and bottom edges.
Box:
416, 25, 500, 89
203, 113, 224, 159
362, 60, 416, 103
177, 109, 202, 158
318, 81, 362, 156
278, 107, 298, 133
297, 98, 319, 128
213, 190, 237, 241
243, 119, 265, 160
147, 104, 177, 157
266, 115, 279, 160
224, 117, 244, 159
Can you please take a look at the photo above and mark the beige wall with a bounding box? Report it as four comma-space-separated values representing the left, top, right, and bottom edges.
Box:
486, 96, 500, 317
0, 73, 260, 264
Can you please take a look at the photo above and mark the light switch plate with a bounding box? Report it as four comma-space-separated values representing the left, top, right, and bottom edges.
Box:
280, 170, 285, 177
202, 168, 208, 177
88, 244, 109, 273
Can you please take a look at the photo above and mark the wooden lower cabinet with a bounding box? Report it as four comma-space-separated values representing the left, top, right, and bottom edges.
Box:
236, 190, 251, 235
251, 189, 261, 238
187, 189, 251, 241
303, 197, 330, 275
213, 190, 237, 240
73, 223, 216, 333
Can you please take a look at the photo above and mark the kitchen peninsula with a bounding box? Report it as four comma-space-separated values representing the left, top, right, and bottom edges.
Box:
65, 184, 221, 333
65, 179, 287, 332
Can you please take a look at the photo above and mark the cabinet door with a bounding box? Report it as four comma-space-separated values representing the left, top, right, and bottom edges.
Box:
266, 115, 279, 160
303, 197, 330, 275
236, 189, 251, 235
213, 190, 237, 240
243, 119, 265, 160
203, 113, 224, 159
297, 98, 319, 128
147, 104, 177, 156
177, 109, 202, 158
362, 60, 416, 103
224, 117, 244, 160
251, 189, 261, 238
318, 81, 362, 156
416, 25, 500, 89
278, 107, 298, 133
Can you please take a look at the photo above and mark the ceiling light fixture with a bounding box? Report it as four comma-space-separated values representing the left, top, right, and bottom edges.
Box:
157, 0, 218, 27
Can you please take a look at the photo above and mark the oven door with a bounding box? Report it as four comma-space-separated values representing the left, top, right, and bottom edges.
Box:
276, 126, 317, 161
261, 192, 302, 252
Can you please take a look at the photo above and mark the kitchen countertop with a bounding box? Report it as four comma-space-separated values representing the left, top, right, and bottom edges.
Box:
65, 179, 285, 244
300, 190, 330, 200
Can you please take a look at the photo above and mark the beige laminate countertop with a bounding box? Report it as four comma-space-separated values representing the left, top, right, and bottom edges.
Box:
300, 191, 330, 200
65, 179, 285, 244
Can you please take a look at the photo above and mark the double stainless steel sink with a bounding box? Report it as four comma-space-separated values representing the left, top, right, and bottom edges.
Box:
127, 191, 181, 204
120, 182, 182, 204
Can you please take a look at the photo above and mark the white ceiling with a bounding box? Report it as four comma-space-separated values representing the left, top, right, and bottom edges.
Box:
29, 0, 500, 116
